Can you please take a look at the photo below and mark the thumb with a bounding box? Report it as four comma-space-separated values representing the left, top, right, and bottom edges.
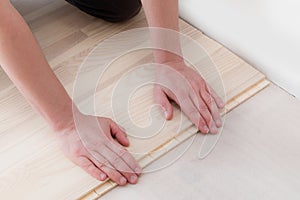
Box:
110, 120, 130, 147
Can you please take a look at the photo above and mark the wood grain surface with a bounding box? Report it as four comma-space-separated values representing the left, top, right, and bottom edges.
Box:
0, 1, 271, 199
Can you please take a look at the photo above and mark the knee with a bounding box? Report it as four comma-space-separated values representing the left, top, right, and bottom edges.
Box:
67, 0, 142, 23
107, 0, 142, 23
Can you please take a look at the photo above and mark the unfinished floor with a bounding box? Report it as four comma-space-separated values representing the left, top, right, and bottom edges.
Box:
0, 0, 299, 200
101, 84, 300, 200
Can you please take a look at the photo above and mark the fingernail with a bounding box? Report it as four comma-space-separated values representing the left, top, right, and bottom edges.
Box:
211, 126, 218, 134
100, 173, 106, 180
203, 126, 209, 133
164, 111, 168, 118
135, 167, 142, 174
220, 102, 225, 108
120, 177, 127, 185
130, 175, 137, 183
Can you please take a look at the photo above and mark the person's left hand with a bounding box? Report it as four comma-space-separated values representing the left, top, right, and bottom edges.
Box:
154, 60, 225, 134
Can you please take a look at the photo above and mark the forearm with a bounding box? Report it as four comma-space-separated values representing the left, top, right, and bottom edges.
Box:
141, 0, 179, 30
0, 1, 73, 131
141, 0, 183, 64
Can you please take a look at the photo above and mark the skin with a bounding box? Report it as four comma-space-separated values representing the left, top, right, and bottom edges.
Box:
0, 0, 224, 185
142, 0, 224, 134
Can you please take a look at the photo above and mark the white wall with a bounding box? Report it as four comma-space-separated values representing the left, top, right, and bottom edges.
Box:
179, 0, 300, 98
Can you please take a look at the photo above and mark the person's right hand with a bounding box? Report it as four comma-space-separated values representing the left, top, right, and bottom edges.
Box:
55, 111, 142, 186
154, 61, 225, 134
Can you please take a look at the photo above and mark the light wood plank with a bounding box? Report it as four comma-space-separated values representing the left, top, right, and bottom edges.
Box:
0, 2, 270, 200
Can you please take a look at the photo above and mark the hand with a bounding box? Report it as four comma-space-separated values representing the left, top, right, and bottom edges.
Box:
56, 110, 142, 186
154, 60, 225, 134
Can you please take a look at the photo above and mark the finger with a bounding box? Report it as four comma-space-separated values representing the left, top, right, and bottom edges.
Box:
189, 91, 218, 134
101, 165, 128, 185
206, 93, 222, 128
179, 96, 209, 134
207, 85, 225, 109
154, 87, 173, 120
75, 156, 107, 181
110, 120, 130, 147
109, 143, 142, 176
102, 145, 139, 184
210, 100, 222, 128
200, 89, 222, 131
89, 150, 128, 186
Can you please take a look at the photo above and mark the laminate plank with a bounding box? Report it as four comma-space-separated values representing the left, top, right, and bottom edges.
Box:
0, 68, 13, 92
79, 79, 269, 200
11, 0, 54, 16
97, 84, 299, 200
0, 2, 270, 200
43, 30, 88, 61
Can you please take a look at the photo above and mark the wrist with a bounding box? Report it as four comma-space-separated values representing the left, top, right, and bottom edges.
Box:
154, 50, 184, 64
156, 59, 187, 73
49, 101, 76, 133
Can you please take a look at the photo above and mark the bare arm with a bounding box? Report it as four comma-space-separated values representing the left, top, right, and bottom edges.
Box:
0, 0, 73, 131
0, 0, 141, 185
141, 0, 182, 63
141, 0, 179, 30
142, 0, 225, 134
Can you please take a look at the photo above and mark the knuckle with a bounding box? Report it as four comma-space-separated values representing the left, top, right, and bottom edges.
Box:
205, 115, 213, 125
105, 169, 119, 180
198, 121, 207, 130
71, 146, 83, 157
114, 147, 128, 158
88, 149, 99, 158
203, 95, 214, 107
198, 117, 206, 126
120, 149, 129, 158
112, 172, 121, 179
111, 156, 123, 166
85, 163, 95, 172
198, 104, 209, 112
75, 156, 88, 166
206, 96, 214, 105
201, 91, 210, 100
